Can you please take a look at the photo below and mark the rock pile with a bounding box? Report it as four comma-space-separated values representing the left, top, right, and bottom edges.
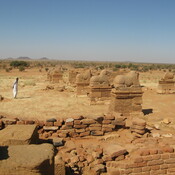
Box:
59, 143, 128, 175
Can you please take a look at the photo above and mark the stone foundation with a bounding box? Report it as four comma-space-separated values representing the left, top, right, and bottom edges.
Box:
89, 87, 111, 104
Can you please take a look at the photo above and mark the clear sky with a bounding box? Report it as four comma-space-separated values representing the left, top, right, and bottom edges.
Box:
0, 0, 175, 63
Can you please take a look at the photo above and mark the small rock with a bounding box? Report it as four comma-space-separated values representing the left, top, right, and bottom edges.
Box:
65, 118, 74, 123
46, 118, 57, 122
162, 118, 171, 124
152, 133, 161, 138
162, 133, 173, 138
154, 124, 160, 130
52, 138, 64, 147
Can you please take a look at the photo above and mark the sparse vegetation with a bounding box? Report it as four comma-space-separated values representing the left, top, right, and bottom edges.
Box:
10, 61, 30, 68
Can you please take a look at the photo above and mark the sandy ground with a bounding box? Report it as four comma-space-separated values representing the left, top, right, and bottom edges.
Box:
0, 69, 175, 126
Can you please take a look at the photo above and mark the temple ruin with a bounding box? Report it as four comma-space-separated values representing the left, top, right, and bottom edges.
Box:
157, 72, 175, 94
75, 69, 92, 95
109, 71, 143, 116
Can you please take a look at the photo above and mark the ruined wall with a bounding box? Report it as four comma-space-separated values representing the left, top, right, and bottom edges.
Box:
107, 146, 175, 175
0, 115, 125, 139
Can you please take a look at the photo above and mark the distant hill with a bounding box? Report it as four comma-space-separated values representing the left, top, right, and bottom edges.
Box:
39, 57, 49, 60
17, 57, 32, 60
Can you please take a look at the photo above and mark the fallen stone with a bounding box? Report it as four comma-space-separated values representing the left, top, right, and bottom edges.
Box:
52, 138, 64, 147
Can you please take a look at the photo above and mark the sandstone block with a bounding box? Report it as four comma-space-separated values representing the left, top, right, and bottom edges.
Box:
102, 127, 113, 132
81, 119, 96, 125
46, 118, 57, 122
43, 126, 58, 131
111, 149, 127, 159
102, 124, 115, 129
74, 124, 87, 129
25, 120, 35, 125
132, 118, 146, 126
102, 120, 112, 124
80, 131, 90, 137
74, 120, 81, 125
75, 129, 86, 133
89, 126, 102, 131
0, 144, 54, 175
1, 118, 17, 125
54, 121, 63, 126
91, 131, 104, 136
52, 138, 64, 147
60, 125, 72, 130
0, 125, 38, 146
45, 121, 54, 126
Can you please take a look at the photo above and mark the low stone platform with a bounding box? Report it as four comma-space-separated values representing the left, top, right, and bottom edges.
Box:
0, 144, 54, 175
0, 125, 38, 146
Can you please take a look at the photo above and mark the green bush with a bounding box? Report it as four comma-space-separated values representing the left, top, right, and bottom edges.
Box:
19, 66, 25, 72
10, 61, 30, 68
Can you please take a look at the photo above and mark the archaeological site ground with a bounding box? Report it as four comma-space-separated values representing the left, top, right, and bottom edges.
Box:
0, 59, 175, 175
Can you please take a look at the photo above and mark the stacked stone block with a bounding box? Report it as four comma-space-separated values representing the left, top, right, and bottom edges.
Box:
131, 118, 146, 138
0, 115, 122, 139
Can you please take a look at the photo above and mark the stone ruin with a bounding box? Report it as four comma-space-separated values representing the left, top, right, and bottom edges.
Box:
47, 66, 63, 83
75, 69, 92, 95
0, 124, 56, 175
68, 69, 79, 84
157, 72, 175, 94
2, 115, 175, 175
89, 69, 112, 104
109, 71, 143, 117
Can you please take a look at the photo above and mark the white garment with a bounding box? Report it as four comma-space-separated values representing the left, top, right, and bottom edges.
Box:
13, 80, 18, 98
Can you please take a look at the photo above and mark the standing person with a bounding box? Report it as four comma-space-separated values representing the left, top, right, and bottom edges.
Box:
12, 77, 19, 98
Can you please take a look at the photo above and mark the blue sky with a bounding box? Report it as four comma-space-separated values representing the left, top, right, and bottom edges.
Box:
0, 0, 175, 63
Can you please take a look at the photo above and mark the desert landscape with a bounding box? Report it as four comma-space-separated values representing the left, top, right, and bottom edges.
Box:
0, 59, 175, 175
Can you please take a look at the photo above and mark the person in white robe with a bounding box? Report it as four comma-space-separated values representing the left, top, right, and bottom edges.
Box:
12, 77, 19, 98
